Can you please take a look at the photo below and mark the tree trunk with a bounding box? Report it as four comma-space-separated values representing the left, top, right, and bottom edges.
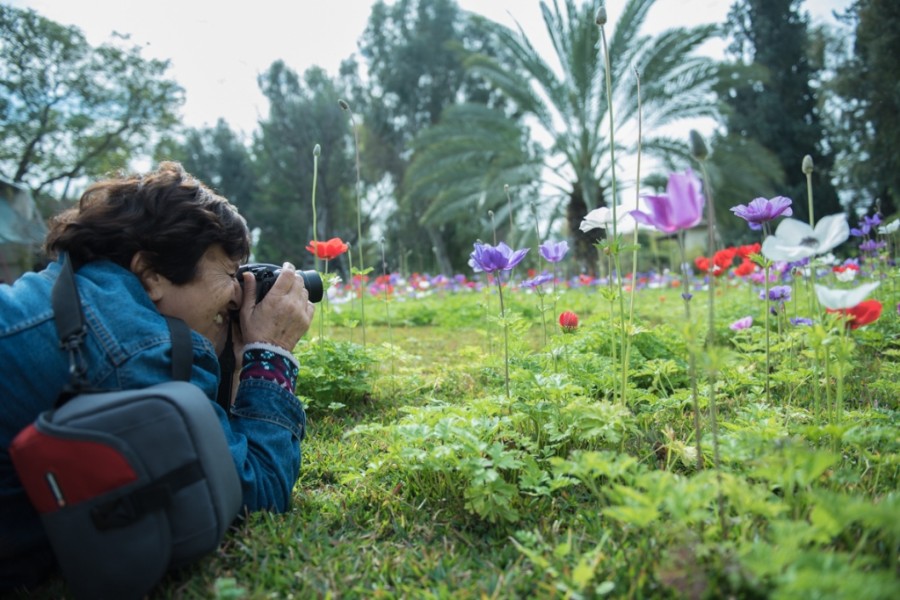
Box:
567, 183, 603, 276
426, 225, 453, 275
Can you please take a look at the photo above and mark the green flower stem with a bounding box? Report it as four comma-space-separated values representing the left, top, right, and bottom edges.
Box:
347, 244, 355, 345
340, 101, 367, 347
805, 166, 815, 228
311, 147, 320, 273
484, 283, 493, 357
824, 346, 833, 423
382, 250, 395, 381
613, 251, 627, 405
698, 160, 716, 347
598, 23, 617, 237
496, 275, 510, 399
679, 231, 704, 471
537, 289, 548, 349
764, 265, 771, 407
623, 66, 644, 407
319, 259, 328, 340
599, 20, 628, 405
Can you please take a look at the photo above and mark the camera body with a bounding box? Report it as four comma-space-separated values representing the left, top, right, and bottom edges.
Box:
237, 263, 323, 304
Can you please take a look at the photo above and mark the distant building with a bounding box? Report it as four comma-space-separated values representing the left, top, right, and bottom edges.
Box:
1, 178, 48, 282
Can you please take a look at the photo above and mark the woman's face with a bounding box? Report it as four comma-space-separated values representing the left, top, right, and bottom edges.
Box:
150, 244, 242, 354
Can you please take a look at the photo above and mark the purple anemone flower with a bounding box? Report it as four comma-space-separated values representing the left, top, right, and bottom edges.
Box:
760, 285, 792, 302
539, 240, 569, 263
859, 239, 886, 253
730, 196, 793, 231
729, 316, 753, 331
850, 214, 882, 237
630, 169, 705, 234
790, 317, 814, 326
521, 273, 554, 289
469, 242, 529, 274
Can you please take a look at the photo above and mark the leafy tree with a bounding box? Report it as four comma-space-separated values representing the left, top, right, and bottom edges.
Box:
355, 0, 513, 273
828, 0, 900, 217
0, 5, 183, 198
251, 62, 358, 269
404, 0, 721, 271
722, 0, 841, 223
155, 119, 258, 214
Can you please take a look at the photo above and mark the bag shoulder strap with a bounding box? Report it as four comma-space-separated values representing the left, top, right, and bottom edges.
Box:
165, 316, 192, 382
52, 254, 194, 396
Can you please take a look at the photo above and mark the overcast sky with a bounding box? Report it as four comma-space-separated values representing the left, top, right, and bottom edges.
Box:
9, 0, 852, 138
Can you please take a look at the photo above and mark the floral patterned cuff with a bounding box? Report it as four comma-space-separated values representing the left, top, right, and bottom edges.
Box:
240, 343, 300, 393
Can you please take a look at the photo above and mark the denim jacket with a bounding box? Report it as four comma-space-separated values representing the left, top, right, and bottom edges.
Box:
0, 259, 306, 584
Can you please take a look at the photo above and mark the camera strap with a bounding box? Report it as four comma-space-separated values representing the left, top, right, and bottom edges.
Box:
216, 327, 236, 412
51, 253, 194, 407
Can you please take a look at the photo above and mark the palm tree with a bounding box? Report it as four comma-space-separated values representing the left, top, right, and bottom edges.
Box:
403, 0, 721, 271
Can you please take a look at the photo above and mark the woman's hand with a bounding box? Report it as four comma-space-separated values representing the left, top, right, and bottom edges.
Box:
237, 262, 315, 352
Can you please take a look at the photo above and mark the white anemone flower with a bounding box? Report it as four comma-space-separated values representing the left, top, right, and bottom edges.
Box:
761, 214, 850, 262
580, 202, 651, 235
814, 281, 880, 310
877, 220, 899, 235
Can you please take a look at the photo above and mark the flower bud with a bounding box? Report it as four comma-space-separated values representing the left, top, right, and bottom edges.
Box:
313, 144, 321, 157
802, 154, 814, 175
689, 130, 708, 161
338, 99, 350, 111
559, 311, 579, 332
595, 6, 607, 25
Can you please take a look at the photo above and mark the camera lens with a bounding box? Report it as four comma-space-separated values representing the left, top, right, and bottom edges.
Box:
237, 264, 324, 304
298, 270, 324, 303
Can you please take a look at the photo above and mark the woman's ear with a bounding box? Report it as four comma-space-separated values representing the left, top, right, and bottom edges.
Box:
130, 252, 168, 302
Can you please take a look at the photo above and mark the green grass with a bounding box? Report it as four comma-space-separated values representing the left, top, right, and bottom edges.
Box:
18, 282, 900, 599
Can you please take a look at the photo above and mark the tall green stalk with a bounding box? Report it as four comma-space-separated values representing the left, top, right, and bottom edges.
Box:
692, 129, 726, 536
496, 275, 511, 399
678, 232, 704, 471
311, 144, 321, 273
311, 144, 323, 337
803, 155, 815, 227
623, 65, 643, 406
802, 155, 822, 414
598, 9, 627, 404
347, 243, 355, 344
339, 99, 366, 346
379, 238, 395, 380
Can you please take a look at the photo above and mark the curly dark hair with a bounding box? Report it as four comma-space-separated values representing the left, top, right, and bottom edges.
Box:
44, 162, 250, 284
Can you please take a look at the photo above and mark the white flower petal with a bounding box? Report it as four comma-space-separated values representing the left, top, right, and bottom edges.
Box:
813, 214, 850, 254
580, 205, 648, 234
814, 281, 880, 310
772, 218, 815, 245
761, 235, 815, 262
877, 220, 899, 235
580, 207, 613, 232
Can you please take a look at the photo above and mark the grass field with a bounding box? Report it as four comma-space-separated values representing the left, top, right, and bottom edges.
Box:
19, 278, 900, 599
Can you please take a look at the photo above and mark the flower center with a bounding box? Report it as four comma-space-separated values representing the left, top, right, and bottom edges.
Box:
799, 236, 819, 249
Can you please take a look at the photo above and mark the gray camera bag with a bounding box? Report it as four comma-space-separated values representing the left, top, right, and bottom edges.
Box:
9, 255, 242, 599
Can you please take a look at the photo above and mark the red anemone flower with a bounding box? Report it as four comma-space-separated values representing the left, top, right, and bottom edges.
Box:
713, 247, 738, 270
736, 243, 761, 259
733, 258, 756, 277
694, 256, 725, 277
306, 237, 349, 260
826, 299, 882, 330
559, 311, 579, 333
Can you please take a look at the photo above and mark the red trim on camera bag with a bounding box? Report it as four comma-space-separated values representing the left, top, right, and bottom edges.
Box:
10, 425, 138, 514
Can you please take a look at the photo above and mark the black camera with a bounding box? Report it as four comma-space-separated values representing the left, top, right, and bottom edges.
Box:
237, 263, 324, 304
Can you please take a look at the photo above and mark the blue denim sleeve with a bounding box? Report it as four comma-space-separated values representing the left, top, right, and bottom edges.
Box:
227, 378, 305, 512
189, 337, 305, 513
